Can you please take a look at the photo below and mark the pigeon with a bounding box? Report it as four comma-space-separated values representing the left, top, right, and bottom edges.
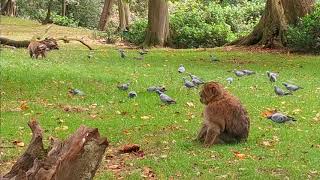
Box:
234, 70, 246, 77
188, 73, 204, 85
118, 49, 126, 59
242, 70, 255, 75
282, 82, 303, 92
210, 55, 219, 62
274, 86, 292, 96
138, 49, 148, 56
133, 56, 144, 60
117, 83, 129, 91
178, 64, 186, 73
183, 77, 195, 88
128, 91, 137, 98
267, 112, 296, 123
267, 71, 278, 82
68, 88, 85, 96
226, 77, 234, 84
156, 90, 176, 104
147, 86, 166, 93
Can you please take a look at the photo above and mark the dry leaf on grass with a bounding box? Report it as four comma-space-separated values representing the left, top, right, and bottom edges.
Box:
118, 144, 140, 154
261, 108, 277, 118
12, 140, 25, 147
233, 151, 246, 160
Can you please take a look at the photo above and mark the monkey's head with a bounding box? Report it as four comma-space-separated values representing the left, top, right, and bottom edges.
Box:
42, 38, 59, 50
200, 81, 224, 105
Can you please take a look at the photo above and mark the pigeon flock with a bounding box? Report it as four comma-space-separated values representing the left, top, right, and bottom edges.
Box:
72, 50, 303, 124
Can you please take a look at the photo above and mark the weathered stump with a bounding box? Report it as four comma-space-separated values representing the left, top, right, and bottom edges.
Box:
2, 119, 108, 180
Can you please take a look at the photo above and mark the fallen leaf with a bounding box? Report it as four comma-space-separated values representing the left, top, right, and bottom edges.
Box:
118, 144, 140, 154
20, 101, 29, 111
186, 102, 195, 108
234, 151, 246, 160
261, 108, 277, 118
12, 140, 25, 147
141, 116, 150, 120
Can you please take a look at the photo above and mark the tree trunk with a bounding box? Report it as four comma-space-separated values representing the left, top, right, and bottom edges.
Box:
43, 0, 53, 24
229, 0, 315, 48
124, 2, 130, 29
61, 0, 66, 16
1, 0, 16, 16
144, 0, 170, 47
118, 0, 130, 31
2, 120, 108, 180
98, 0, 114, 31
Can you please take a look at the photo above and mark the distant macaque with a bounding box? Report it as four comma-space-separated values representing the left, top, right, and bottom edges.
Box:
27, 38, 59, 59
197, 82, 250, 147
28, 41, 47, 59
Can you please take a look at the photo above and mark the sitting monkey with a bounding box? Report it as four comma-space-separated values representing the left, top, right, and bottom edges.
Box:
197, 81, 250, 147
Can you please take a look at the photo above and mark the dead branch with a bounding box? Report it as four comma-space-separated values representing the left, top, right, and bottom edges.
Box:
56, 37, 94, 50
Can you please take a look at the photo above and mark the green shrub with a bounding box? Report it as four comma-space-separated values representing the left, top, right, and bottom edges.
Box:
52, 13, 79, 27
287, 4, 320, 53
126, 0, 263, 48
123, 19, 148, 45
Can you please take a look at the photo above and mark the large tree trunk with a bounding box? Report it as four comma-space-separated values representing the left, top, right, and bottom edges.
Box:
144, 0, 170, 47
230, 0, 315, 48
118, 0, 130, 31
1, 0, 16, 16
2, 120, 108, 180
61, 0, 66, 16
98, 0, 114, 31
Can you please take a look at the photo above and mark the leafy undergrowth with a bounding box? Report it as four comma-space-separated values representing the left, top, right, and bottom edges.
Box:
1, 45, 320, 179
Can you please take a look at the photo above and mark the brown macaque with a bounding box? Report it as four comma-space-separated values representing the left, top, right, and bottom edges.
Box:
197, 81, 250, 147
28, 41, 47, 59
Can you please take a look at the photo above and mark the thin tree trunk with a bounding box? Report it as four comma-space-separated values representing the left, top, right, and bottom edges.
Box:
61, 0, 66, 16
124, 2, 130, 29
144, 0, 170, 47
229, 0, 315, 48
43, 0, 53, 24
98, 0, 114, 31
1, 0, 16, 16
118, 0, 126, 31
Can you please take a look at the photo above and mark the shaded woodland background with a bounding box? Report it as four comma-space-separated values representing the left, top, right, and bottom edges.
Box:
1, 0, 319, 52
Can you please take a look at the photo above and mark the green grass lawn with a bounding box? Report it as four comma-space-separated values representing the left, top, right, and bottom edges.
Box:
1, 17, 320, 179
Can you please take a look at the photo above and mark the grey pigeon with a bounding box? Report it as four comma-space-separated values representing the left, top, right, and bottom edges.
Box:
117, 83, 129, 91
267, 71, 278, 82
69, 88, 85, 96
226, 77, 234, 84
234, 70, 246, 77
133, 56, 144, 60
210, 55, 219, 62
188, 73, 204, 85
156, 90, 176, 104
178, 64, 186, 73
282, 82, 303, 92
274, 86, 292, 96
242, 70, 255, 75
138, 49, 148, 56
147, 86, 167, 93
128, 91, 137, 98
118, 49, 126, 59
183, 77, 195, 88
267, 112, 296, 123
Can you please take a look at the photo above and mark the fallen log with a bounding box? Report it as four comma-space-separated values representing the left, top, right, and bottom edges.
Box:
0, 36, 94, 50
0, 37, 30, 48
2, 119, 108, 180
